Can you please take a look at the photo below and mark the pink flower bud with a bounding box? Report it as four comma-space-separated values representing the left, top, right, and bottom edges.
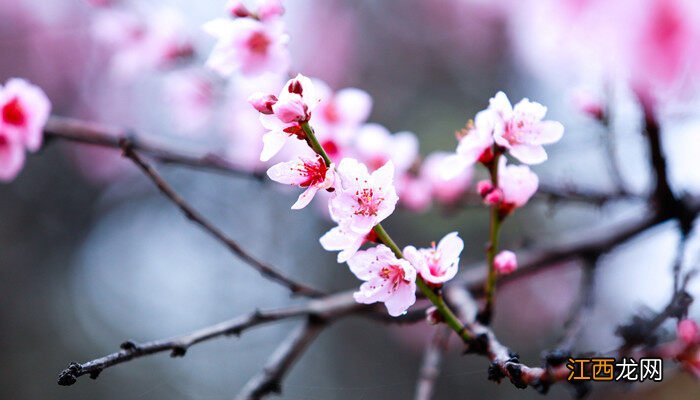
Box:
248, 93, 277, 115
426, 306, 443, 325
258, 0, 285, 21
494, 250, 517, 275
678, 319, 699, 345
484, 188, 503, 205
228, 1, 251, 18
273, 96, 308, 123
476, 180, 493, 197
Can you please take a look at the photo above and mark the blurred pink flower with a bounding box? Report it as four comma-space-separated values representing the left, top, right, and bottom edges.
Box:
163, 70, 215, 135
420, 152, 472, 205
0, 78, 50, 182
348, 244, 417, 316
267, 155, 335, 209
403, 232, 463, 285
490, 92, 564, 165
494, 250, 518, 275
329, 158, 398, 235
498, 157, 539, 210
397, 174, 432, 213
678, 319, 700, 345
353, 123, 418, 173
0, 78, 51, 152
203, 17, 289, 77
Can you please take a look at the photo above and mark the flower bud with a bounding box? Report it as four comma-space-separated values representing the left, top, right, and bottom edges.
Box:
248, 93, 277, 114
678, 319, 699, 345
476, 180, 494, 197
273, 95, 308, 123
228, 1, 252, 18
484, 188, 503, 205
494, 250, 517, 275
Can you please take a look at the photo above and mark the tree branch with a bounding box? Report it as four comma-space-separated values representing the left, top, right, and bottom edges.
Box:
120, 140, 324, 298
43, 116, 263, 179
414, 325, 451, 400
536, 183, 637, 206
235, 317, 326, 400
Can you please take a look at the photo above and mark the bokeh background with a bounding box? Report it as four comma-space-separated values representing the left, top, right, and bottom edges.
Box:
1, 0, 700, 399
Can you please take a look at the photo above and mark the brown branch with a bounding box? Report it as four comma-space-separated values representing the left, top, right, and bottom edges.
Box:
536, 183, 637, 206
556, 257, 597, 352
43, 116, 264, 179
235, 317, 326, 400
120, 140, 324, 298
414, 325, 451, 400
58, 291, 366, 386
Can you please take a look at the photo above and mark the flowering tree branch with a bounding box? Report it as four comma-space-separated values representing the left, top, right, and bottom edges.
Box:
119, 139, 324, 297
235, 317, 326, 400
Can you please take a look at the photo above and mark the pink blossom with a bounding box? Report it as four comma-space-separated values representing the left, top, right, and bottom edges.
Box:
420, 152, 472, 205
267, 155, 335, 209
476, 180, 493, 197
0, 78, 51, 152
397, 174, 432, 213
320, 227, 377, 263
0, 130, 25, 182
329, 158, 398, 234
202, 17, 289, 77
494, 250, 518, 275
678, 319, 700, 345
347, 244, 417, 316
353, 124, 418, 174
484, 188, 503, 205
248, 92, 277, 114
257, 0, 285, 21
490, 91, 564, 165
227, 1, 252, 18
163, 70, 214, 135
498, 157, 539, 210
254, 74, 321, 161
455, 109, 496, 165
403, 232, 463, 285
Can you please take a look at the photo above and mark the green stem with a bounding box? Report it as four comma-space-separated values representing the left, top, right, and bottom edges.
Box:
481, 152, 503, 324
301, 121, 472, 342
300, 122, 332, 166
373, 224, 472, 341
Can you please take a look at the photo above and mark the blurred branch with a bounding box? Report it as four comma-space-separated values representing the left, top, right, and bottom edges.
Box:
235, 317, 326, 400
556, 257, 598, 352
414, 325, 451, 400
536, 183, 638, 206
58, 291, 372, 386
43, 116, 264, 179
120, 140, 325, 298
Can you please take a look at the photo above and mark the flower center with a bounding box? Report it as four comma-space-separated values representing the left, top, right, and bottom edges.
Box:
354, 187, 383, 216
248, 31, 271, 55
504, 117, 534, 145
379, 265, 406, 289
299, 158, 328, 187
2, 97, 26, 126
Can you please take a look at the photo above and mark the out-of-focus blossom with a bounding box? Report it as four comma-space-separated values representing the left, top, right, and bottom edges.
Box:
248, 92, 277, 114
397, 174, 432, 213
252, 74, 321, 161
353, 124, 418, 173
0, 78, 51, 152
678, 319, 700, 345
498, 157, 538, 211
329, 158, 398, 235
571, 86, 606, 120
347, 244, 417, 317
0, 78, 50, 182
163, 70, 215, 135
476, 179, 494, 197
93, 8, 193, 79
420, 152, 472, 205
267, 155, 335, 209
494, 250, 518, 275
203, 17, 289, 77
403, 232, 463, 285
490, 92, 564, 165
425, 306, 443, 325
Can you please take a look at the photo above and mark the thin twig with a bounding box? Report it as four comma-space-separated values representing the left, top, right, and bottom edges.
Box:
414, 325, 451, 400
235, 317, 326, 400
556, 257, 598, 352
536, 183, 636, 206
58, 291, 365, 386
43, 116, 264, 179
120, 140, 324, 298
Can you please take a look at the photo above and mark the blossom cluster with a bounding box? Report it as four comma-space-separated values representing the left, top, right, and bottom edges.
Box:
0, 79, 50, 182
248, 71, 564, 316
